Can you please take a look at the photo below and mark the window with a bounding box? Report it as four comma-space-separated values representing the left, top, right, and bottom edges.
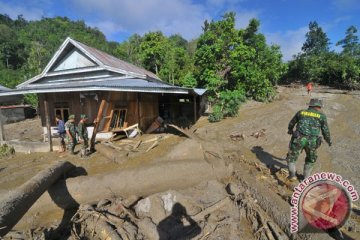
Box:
55, 108, 69, 122
179, 98, 191, 103
109, 108, 127, 130
54, 102, 69, 122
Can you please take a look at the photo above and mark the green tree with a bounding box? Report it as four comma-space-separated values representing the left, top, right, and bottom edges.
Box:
115, 34, 143, 66
286, 21, 331, 84
336, 25, 360, 57
302, 21, 330, 55
180, 72, 197, 88
140, 31, 168, 75
195, 13, 285, 121
160, 35, 190, 85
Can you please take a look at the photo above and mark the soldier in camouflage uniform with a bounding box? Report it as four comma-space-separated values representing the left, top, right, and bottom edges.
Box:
78, 114, 89, 158
287, 98, 332, 181
65, 114, 77, 155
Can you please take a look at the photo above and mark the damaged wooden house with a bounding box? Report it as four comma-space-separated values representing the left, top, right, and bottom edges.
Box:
0, 37, 206, 140
0, 84, 36, 123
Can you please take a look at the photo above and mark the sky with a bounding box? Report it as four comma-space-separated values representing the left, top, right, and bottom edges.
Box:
1, 0, 359, 61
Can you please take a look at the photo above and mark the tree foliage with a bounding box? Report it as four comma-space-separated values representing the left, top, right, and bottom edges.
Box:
0, 14, 118, 105
1, 13, 359, 123
336, 25, 360, 57
301, 21, 330, 56
284, 21, 360, 90
195, 13, 285, 121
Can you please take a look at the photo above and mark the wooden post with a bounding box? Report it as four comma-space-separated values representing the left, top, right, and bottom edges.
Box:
0, 109, 5, 143
193, 95, 197, 124
44, 96, 53, 152
90, 99, 107, 152
137, 93, 141, 125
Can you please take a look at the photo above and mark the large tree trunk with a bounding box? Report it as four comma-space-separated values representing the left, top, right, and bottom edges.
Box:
0, 161, 75, 237
15, 158, 230, 229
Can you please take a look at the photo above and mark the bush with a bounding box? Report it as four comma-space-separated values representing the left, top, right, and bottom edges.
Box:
208, 89, 246, 122
0, 144, 15, 158
208, 105, 223, 122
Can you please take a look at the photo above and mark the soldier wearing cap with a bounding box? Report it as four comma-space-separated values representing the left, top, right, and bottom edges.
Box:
286, 98, 332, 181
65, 114, 77, 155
78, 114, 89, 158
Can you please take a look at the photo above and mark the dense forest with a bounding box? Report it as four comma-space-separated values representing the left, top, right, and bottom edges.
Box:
0, 13, 359, 121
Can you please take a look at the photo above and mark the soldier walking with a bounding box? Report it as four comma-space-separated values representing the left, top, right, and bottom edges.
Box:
78, 114, 89, 158
65, 114, 77, 155
286, 98, 332, 181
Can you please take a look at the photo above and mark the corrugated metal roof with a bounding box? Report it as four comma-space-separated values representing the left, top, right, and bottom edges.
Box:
24, 78, 185, 90
74, 39, 160, 80
0, 85, 10, 92
8, 37, 208, 97
0, 78, 191, 96
17, 37, 161, 89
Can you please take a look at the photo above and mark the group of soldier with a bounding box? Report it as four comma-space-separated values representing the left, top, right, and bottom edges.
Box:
55, 114, 90, 158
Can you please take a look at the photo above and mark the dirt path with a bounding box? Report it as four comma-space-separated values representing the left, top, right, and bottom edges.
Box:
191, 85, 360, 239
194, 85, 360, 188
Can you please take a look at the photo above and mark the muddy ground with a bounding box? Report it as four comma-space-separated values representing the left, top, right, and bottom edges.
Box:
1, 85, 359, 239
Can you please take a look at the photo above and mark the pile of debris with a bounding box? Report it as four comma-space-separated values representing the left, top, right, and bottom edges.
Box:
96, 135, 170, 164
4, 180, 288, 240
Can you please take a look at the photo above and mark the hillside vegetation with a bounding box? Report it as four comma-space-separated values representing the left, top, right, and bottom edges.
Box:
1, 13, 359, 120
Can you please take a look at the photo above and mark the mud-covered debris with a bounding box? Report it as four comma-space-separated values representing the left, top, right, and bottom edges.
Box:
226, 182, 244, 196
250, 129, 267, 138
230, 133, 245, 141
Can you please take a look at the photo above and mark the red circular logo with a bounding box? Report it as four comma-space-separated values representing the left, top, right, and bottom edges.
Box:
301, 182, 351, 230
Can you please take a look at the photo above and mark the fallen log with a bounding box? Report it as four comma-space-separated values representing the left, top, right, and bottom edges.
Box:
16, 158, 230, 229
0, 161, 75, 237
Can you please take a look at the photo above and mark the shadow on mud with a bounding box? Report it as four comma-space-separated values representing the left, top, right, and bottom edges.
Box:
251, 146, 287, 169
251, 146, 291, 187
157, 203, 201, 240
45, 166, 87, 239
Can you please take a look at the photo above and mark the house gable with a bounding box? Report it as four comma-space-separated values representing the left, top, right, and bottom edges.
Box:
51, 48, 97, 72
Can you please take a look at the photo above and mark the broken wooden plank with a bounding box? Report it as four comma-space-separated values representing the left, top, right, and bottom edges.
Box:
167, 124, 192, 138
90, 99, 107, 152
142, 137, 160, 144
145, 117, 163, 134
0, 161, 75, 237
146, 141, 159, 152
112, 124, 140, 137
133, 140, 142, 150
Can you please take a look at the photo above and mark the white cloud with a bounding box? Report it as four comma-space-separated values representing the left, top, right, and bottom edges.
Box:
331, 0, 359, 11
206, 0, 247, 8
235, 10, 261, 29
0, 1, 45, 20
88, 20, 125, 39
266, 27, 308, 61
69, 0, 211, 40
